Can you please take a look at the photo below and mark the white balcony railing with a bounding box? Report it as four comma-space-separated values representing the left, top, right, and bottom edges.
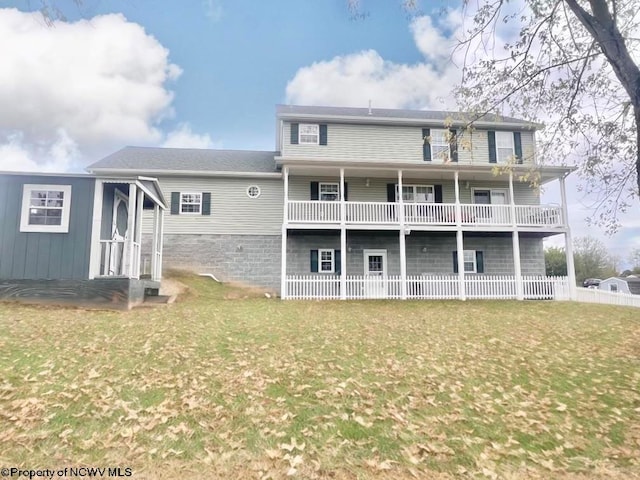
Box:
286, 201, 565, 228
284, 275, 570, 300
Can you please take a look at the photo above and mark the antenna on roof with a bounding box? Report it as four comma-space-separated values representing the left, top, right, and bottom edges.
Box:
368, 100, 372, 115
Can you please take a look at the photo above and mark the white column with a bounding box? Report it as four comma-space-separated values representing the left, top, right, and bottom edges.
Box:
127, 183, 137, 279
509, 173, 523, 300
398, 170, 407, 299
340, 168, 347, 299
151, 204, 159, 281
88, 179, 104, 279
454, 171, 466, 300
157, 207, 164, 280
134, 188, 144, 279
281, 167, 289, 299
559, 175, 577, 299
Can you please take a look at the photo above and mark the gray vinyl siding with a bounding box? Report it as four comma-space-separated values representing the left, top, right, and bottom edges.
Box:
282, 122, 536, 166
0, 175, 94, 280
288, 176, 540, 205
143, 176, 284, 235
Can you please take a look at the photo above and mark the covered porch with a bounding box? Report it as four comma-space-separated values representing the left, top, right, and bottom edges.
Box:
89, 177, 167, 284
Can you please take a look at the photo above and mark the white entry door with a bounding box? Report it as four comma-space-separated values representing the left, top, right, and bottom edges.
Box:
110, 189, 130, 276
363, 249, 387, 299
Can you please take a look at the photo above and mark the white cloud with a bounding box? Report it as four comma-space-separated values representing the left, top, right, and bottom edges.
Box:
0, 8, 181, 172
285, 15, 461, 110
162, 123, 219, 149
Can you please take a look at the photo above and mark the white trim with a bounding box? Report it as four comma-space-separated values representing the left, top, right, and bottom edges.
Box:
246, 185, 261, 198
88, 179, 104, 279
318, 249, 335, 273
363, 249, 387, 276
19, 184, 72, 233
179, 192, 202, 215
319, 182, 340, 201
88, 169, 282, 178
299, 123, 320, 145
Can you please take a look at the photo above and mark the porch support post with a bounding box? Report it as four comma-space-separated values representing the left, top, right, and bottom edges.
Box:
157, 207, 164, 280
398, 169, 407, 299
127, 183, 137, 279
134, 187, 144, 279
454, 171, 466, 300
151, 204, 159, 281
340, 168, 347, 300
88, 179, 104, 279
559, 175, 577, 300
509, 173, 523, 300
280, 167, 289, 299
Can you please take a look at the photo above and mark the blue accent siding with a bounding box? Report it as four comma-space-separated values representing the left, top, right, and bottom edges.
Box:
0, 174, 95, 280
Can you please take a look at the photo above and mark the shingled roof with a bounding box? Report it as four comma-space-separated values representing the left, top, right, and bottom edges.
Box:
87, 147, 278, 174
276, 104, 540, 128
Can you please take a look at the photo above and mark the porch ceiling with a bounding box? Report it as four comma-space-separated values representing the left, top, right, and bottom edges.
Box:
281, 161, 574, 185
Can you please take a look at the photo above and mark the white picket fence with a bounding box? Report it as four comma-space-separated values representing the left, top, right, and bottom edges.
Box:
575, 287, 640, 308
284, 275, 570, 301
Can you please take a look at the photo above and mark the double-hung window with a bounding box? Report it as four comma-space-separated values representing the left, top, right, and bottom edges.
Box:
463, 250, 477, 273
20, 184, 72, 233
319, 183, 339, 201
430, 129, 450, 162
319, 249, 335, 273
299, 124, 319, 145
180, 193, 202, 214
397, 185, 434, 203
496, 131, 515, 163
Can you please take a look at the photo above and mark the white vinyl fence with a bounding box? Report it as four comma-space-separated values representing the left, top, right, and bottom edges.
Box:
285, 275, 570, 301
575, 287, 640, 308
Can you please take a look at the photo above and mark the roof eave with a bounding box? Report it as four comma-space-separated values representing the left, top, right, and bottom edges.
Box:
88, 168, 281, 178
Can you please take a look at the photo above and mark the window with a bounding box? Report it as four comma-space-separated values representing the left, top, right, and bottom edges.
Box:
180, 193, 202, 214
430, 129, 450, 162
397, 185, 434, 203
20, 184, 72, 233
299, 124, 319, 144
247, 185, 261, 198
463, 250, 477, 273
610, 284, 618, 293
473, 189, 508, 205
319, 249, 334, 273
496, 131, 515, 163
319, 183, 339, 201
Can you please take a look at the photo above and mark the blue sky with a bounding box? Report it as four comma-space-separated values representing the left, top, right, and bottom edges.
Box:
0, 0, 638, 264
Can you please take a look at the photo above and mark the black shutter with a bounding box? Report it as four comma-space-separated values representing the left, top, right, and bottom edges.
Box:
453, 251, 458, 273
513, 132, 522, 164
387, 183, 396, 202
310, 250, 318, 273
449, 129, 458, 162
202, 192, 211, 216
434, 185, 443, 203
422, 128, 431, 161
310, 182, 319, 200
476, 251, 484, 273
291, 123, 299, 144
343, 182, 348, 201
170, 192, 180, 215
319, 124, 328, 145
335, 250, 341, 275
488, 131, 497, 163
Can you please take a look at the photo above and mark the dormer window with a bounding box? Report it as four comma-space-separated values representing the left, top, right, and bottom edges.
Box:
299, 124, 319, 144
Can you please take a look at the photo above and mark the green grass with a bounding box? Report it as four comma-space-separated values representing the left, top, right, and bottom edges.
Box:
1, 272, 639, 479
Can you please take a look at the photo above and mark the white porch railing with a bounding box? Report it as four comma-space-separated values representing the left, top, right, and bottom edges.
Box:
99, 239, 141, 279
288, 201, 341, 223
284, 275, 570, 300
286, 201, 565, 228
346, 202, 399, 224
575, 287, 640, 308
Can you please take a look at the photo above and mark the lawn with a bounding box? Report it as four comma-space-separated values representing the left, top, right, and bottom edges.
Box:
0, 273, 639, 479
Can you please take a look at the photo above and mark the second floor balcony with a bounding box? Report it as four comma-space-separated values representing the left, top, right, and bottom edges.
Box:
286, 201, 565, 229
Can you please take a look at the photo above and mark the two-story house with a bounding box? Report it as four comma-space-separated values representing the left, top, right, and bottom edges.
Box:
87, 104, 577, 301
